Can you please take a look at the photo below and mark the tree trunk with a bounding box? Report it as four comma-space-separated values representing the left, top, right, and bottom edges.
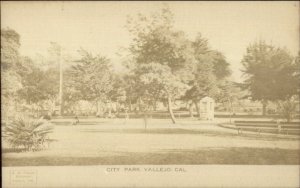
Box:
194, 101, 201, 119
287, 114, 291, 123
129, 99, 132, 112
153, 100, 157, 111
228, 99, 233, 124
138, 97, 142, 114
143, 112, 148, 129
167, 96, 176, 124
108, 101, 112, 117
188, 102, 193, 118
262, 100, 268, 116
96, 100, 101, 116
59, 51, 63, 116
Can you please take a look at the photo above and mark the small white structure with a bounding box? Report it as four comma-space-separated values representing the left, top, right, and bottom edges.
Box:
200, 97, 215, 120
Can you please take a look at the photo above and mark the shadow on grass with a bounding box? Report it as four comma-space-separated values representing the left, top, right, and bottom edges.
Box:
79, 128, 299, 141
2, 139, 58, 154
2, 148, 24, 153
3, 147, 300, 166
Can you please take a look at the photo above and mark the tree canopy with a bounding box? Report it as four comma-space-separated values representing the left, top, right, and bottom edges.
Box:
241, 41, 298, 115
126, 7, 196, 123
65, 49, 113, 103
241, 41, 297, 101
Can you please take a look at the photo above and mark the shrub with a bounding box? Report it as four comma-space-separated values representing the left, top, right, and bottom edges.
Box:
3, 117, 54, 151
277, 97, 298, 122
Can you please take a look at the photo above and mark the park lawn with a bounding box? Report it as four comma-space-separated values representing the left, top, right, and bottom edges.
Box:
3, 147, 300, 166
2, 119, 300, 166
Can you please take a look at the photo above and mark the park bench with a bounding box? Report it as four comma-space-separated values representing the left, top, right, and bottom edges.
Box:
234, 121, 300, 135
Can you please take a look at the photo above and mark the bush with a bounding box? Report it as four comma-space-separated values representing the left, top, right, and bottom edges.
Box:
3, 117, 54, 151
277, 97, 298, 122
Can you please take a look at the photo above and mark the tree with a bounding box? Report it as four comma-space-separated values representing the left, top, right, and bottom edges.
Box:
15, 56, 60, 117
277, 96, 298, 122
183, 34, 231, 119
18, 63, 45, 104
241, 41, 298, 115
185, 59, 218, 118
65, 49, 114, 115
294, 52, 300, 97
126, 7, 195, 124
216, 80, 241, 123
1, 28, 23, 119
1, 28, 22, 94
1, 28, 20, 71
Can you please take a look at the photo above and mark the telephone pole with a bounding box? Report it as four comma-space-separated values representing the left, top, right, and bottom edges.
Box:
58, 47, 63, 116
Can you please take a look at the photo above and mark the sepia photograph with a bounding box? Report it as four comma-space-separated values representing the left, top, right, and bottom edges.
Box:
1, 1, 300, 187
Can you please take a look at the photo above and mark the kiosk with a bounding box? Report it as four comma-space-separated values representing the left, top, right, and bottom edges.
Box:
199, 96, 215, 120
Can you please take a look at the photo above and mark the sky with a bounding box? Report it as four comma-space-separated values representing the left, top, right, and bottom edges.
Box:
1, 1, 299, 81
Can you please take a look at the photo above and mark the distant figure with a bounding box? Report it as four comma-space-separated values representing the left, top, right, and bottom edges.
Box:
73, 116, 79, 125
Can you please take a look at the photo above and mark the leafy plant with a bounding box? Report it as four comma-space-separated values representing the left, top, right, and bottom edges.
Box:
277, 97, 298, 122
3, 117, 54, 151
241, 41, 297, 115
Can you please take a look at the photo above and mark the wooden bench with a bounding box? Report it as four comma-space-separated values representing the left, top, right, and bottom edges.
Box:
234, 121, 300, 135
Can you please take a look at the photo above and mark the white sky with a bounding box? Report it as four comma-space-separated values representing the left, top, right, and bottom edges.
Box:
1, 1, 299, 81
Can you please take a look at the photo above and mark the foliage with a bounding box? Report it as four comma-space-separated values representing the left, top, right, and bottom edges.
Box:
294, 52, 300, 94
3, 117, 54, 151
276, 97, 298, 122
241, 41, 298, 101
183, 34, 230, 119
65, 49, 114, 104
18, 65, 58, 103
210, 51, 231, 80
136, 63, 189, 100
107, 74, 127, 103
126, 6, 195, 123
1, 29, 22, 96
215, 80, 241, 104
15, 56, 59, 118
192, 34, 231, 80
1, 28, 20, 70
185, 58, 218, 102
1, 28, 24, 119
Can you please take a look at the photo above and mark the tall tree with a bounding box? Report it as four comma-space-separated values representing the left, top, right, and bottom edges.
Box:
65, 49, 113, 115
1, 28, 23, 119
1, 28, 22, 96
241, 41, 298, 115
216, 80, 242, 122
294, 52, 300, 95
183, 34, 231, 119
126, 7, 195, 124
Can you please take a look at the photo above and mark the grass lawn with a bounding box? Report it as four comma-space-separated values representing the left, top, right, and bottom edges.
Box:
2, 118, 300, 166
3, 148, 300, 166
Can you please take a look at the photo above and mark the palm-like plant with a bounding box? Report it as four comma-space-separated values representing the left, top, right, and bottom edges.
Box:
3, 117, 54, 151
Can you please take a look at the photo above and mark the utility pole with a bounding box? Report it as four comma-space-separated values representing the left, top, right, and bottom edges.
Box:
58, 47, 63, 116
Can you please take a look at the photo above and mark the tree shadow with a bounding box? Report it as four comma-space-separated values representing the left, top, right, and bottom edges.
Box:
2, 148, 24, 153
3, 147, 300, 166
79, 128, 299, 141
